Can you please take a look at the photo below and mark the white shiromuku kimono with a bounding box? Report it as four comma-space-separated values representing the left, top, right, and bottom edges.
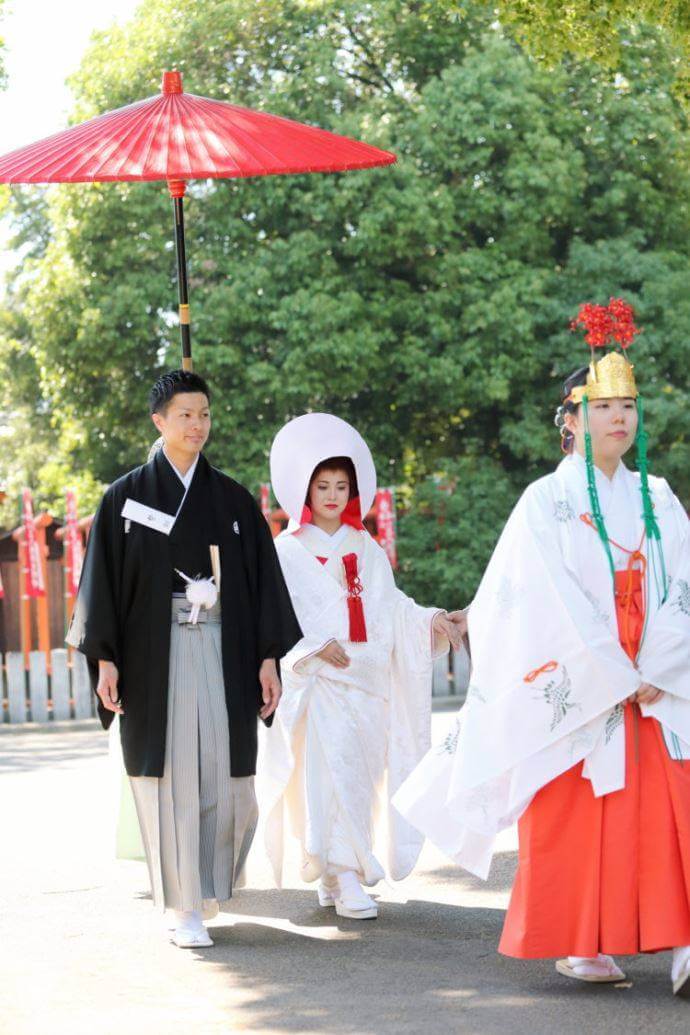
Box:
394, 453, 690, 882
261, 521, 450, 887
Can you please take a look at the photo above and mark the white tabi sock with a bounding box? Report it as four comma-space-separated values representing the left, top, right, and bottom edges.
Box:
336, 870, 375, 908
174, 909, 205, 932
171, 908, 214, 948
566, 954, 624, 979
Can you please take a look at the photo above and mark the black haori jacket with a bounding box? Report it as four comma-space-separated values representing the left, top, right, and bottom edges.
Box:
66, 450, 302, 777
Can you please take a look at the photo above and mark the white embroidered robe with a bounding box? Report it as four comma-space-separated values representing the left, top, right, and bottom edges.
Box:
261, 524, 450, 886
394, 454, 690, 879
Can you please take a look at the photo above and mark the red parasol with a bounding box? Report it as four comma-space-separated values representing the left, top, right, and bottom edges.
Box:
0, 70, 395, 368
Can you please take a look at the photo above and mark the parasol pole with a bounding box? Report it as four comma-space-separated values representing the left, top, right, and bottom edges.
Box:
169, 180, 192, 371
163, 71, 192, 371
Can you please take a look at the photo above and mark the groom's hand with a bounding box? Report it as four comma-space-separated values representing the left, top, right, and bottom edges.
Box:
259, 658, 282, 720
97, 660, 123, 715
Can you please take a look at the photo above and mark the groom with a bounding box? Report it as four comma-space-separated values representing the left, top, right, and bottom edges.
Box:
68, 369, 302, 947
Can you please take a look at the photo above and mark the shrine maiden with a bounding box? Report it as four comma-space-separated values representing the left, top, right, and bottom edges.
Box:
395, 302, 690, 995
260, 413, 466, 919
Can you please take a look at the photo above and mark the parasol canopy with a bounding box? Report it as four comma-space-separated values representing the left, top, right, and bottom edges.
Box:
0, 71, 396, 367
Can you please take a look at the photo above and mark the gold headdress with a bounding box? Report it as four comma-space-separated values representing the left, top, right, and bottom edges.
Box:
567, 298, 640, 404
568, 350, 638, 404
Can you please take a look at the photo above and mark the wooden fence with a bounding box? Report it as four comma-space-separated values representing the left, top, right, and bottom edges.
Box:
0, 644, 468, 726
1, 649, 94, 724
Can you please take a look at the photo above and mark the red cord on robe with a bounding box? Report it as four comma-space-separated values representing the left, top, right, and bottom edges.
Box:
342, 552, 367, 642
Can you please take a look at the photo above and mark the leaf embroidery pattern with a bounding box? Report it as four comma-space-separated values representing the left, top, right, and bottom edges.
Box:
672, 579, 690, 618
584, 589, 610, 626
566, 728, 594, 760
495, 576, 520, 615
463, 783, 494, 822
553, 498, 576, 523
467, 683, 487, 704
437, 717, 461, 756
532, 665, 580, 732
605, 703, 624, 745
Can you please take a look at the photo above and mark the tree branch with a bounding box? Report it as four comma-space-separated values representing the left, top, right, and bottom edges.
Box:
344, 20, 396, 93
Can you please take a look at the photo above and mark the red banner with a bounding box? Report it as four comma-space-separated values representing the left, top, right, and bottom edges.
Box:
260, 483, 272, 523
0, 565, 4, 600
376, 488, 397, 569
22, 489, 46, 598
65, 490, 84, 597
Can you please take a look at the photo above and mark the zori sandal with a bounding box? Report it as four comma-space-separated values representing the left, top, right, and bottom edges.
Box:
555, 955, 625, 983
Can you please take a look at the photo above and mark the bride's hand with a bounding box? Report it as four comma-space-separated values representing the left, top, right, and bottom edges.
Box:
317, 640, 351, 668
433, 611, 466, 651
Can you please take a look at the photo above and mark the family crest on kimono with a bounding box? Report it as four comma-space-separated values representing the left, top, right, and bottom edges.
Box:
395, 300, 690, 997
68, 369, 302, 948
260, 413, 467, 919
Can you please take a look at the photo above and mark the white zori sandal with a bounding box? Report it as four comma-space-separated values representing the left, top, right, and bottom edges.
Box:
555, 955, 625, 983
171, 910, 214, 948
333, 871, 378, 920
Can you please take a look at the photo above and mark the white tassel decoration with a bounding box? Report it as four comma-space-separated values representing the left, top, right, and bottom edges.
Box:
175, 570, 218, 624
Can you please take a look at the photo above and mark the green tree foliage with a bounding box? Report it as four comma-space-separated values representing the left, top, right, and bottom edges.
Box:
0, 0, 7, 90
1, 1, 689, 600
494, 1, 690, 93
397, 456, 518, 605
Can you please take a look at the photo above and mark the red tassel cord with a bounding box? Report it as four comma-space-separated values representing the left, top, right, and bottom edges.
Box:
342, 552, 367, 642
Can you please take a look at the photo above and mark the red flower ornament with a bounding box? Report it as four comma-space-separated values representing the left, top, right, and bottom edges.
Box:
570, 297, 640, 350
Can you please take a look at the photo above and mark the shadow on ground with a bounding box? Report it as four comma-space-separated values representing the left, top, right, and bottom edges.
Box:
3, 719, 689, 1035
423, 851, 518, 897
178, 888, 687, 1035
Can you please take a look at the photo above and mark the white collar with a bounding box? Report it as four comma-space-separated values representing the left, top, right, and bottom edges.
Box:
304, 522, 350, 548
569, 451, 626, 488
163, 449, 199, 492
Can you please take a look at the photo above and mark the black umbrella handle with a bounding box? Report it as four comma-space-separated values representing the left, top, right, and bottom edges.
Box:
170, 184, 192, 371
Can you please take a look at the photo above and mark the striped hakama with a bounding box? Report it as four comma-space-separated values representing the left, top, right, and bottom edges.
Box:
130, 598, 258, 912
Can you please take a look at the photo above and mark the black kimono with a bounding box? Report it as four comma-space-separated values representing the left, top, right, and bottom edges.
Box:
67, 450, 302, 777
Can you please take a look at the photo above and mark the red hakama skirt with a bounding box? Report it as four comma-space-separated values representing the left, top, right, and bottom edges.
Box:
499, 570, 690, 958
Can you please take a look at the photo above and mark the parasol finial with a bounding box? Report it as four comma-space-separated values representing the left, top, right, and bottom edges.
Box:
162, 70, 183, 95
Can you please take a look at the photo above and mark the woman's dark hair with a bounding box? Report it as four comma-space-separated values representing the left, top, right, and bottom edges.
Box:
307, 456, 359, 503
149, 369, 211, 415
554, 365, 588, 453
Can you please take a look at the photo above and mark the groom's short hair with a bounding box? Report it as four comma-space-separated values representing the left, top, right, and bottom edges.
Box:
149, 369, 211, 415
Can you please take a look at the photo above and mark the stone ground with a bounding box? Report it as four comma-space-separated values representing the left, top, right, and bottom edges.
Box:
1, 708, 688, 1035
